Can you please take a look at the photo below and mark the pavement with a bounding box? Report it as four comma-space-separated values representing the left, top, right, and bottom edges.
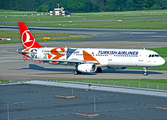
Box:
1, 83, 167, 120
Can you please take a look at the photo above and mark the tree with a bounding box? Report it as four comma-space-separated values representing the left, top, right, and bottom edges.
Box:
160, 0, 167, 9
103, 0, 116, 11
125, 0, 136, 11
1, 0, 167, 12
66, 0, 93, 12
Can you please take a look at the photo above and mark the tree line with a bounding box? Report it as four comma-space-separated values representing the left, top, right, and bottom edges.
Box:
1, 0, 167, 12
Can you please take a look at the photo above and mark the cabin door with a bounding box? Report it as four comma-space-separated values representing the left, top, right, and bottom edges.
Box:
138, 51, 144, 62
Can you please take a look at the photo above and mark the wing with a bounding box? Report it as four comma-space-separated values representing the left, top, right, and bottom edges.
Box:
33, 58, 98, 64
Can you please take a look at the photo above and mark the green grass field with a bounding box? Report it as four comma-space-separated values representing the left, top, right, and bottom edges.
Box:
0, 30, 95, 44
1, 19, 167, 29
1, 9, 167, 29
1, 9, 167, 21
0, 30, 72, 38
0, 79, 9, 83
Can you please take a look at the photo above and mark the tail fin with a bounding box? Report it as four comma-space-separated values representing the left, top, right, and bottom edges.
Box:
18, 22, 42, 48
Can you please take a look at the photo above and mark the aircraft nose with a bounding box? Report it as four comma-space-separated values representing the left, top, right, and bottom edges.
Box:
159, 57, 165, 66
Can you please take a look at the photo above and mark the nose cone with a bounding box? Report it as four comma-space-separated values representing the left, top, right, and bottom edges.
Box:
159, 57, 165, 66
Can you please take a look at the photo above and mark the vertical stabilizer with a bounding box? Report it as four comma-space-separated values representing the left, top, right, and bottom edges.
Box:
18, 22, 42, 48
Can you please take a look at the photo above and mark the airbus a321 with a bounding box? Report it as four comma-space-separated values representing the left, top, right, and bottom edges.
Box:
17, 22, 165, 76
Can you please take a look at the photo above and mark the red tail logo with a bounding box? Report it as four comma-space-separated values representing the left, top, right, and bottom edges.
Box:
18, 22, 42, 48
22, 30, 34, 48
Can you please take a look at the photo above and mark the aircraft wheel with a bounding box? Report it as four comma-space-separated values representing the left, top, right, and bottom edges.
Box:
143, 72, 149, 76
74, 70, 81, 75
96, 67, 102, 73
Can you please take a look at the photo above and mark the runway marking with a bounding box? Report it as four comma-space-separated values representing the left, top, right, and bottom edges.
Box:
126, 32, 133, 37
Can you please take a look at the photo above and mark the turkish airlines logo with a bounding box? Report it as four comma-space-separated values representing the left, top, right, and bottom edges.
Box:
22, 30, 35, 48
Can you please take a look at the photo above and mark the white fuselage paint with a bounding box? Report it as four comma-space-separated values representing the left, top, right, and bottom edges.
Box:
27, 47, 165, 68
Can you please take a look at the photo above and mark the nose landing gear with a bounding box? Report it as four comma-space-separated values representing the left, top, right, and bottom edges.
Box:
143, 67, 149, 76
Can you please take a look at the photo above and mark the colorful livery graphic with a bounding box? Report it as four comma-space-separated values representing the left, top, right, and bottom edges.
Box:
17, 22, 165, 75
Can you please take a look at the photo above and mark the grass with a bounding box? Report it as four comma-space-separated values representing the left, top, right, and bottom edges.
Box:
1, 10, 167, 29
37, 35, 95, 41
0, 30, 72, 38
1, 19, 167, 29
0, 30, 95, 44
1, 9, 167, 21
45, 79, 167, 90
1, 79, 9, 83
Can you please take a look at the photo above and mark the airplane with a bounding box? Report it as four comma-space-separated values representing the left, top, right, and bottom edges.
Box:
17, 22, 165, 76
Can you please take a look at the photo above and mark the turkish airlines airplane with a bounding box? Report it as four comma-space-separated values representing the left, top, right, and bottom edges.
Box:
17, 22, 165, 76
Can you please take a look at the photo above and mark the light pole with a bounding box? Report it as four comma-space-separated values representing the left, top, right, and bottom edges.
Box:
94, 95, 96, 113
7, 103, 9, 120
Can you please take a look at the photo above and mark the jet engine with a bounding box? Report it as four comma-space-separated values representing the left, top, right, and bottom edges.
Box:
77, 64, 97, 73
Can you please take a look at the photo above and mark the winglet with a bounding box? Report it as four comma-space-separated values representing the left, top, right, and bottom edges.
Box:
18, 22, 42, 48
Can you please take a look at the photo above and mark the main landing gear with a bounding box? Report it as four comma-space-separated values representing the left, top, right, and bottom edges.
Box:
95, 67, 102, 73
73, 70, 81, 75
143, 67, 149, 76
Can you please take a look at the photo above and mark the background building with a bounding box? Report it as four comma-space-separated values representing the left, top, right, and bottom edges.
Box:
50, 7, 70, 16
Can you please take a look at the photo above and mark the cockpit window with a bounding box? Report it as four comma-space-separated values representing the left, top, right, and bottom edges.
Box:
155, 54, 159, 57
149, 54, 159, 57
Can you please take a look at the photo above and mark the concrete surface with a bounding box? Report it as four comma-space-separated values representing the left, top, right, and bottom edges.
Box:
1, 84, 167, 120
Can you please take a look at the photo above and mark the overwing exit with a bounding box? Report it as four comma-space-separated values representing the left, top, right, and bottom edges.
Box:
17, 22, 165, 76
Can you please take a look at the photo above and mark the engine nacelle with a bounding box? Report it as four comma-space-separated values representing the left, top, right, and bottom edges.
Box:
77, 64, 97, 73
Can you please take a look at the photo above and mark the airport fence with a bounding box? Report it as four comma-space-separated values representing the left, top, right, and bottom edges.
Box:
71, 80, 167, 91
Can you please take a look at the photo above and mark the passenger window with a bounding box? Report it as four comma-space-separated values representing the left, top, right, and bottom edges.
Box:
149, 55, 151, 57
152, 55, 154, 57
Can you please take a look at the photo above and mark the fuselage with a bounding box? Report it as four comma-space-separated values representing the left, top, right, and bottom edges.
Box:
19, 47, 165, 68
